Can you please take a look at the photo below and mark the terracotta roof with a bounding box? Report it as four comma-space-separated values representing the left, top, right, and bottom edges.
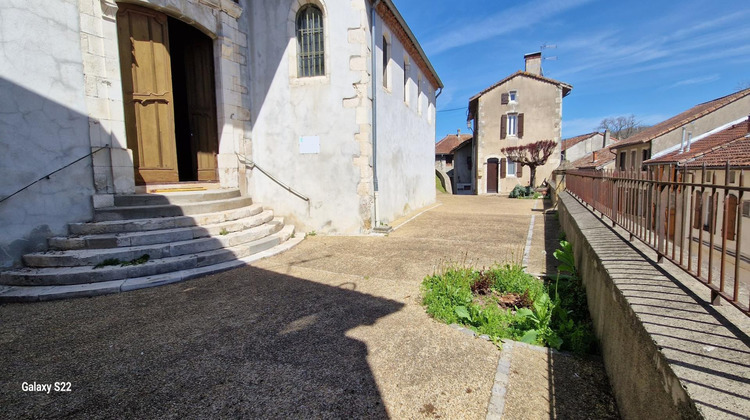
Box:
469, 71, 572, 102
644, 118, 750, 168
613, 88, 750, 149
435, 134, 473, 155
562, 132, 599, 151
376, 0, 443, 89
571, 145, 618, 170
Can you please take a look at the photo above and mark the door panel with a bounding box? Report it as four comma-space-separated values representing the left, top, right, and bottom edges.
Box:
184, 35, 219, 181
487, 159, 498, 193
117, 4, 178, 184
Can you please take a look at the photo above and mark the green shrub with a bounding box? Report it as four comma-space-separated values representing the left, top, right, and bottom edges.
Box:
421, 247, 598, 353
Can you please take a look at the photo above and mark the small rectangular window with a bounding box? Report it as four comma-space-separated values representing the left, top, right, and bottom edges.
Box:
743, 200, 750, 218
403, 57, 409, 104
619, 152, 626, 170
507, 160, 516, 177
729, 170, 737, 184
417, 74, 423, 115
509, 90, 517, 102
382, 36, 390, 89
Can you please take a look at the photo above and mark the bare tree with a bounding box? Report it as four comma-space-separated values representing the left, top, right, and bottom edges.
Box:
597, 114, 645, 140
501, 140, 557, 188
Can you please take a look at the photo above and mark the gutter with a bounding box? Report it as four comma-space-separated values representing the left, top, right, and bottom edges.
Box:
371, 0, 381, 231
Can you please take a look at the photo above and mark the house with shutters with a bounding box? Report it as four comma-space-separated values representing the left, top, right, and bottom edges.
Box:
467, 52, 572, 194
0, 0, 442, 299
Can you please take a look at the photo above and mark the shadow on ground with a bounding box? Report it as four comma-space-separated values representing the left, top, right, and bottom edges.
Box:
542, 199, 621, 419
0, 266, 403, 418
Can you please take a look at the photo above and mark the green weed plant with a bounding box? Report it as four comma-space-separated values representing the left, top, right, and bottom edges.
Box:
422, 246, 596, 353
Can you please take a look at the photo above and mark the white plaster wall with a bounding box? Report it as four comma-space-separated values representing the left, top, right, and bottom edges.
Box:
245, 0, 366, 234
651, 96, 750, 156
565, 133, 603, 162
374, 14, 437, 224
0, 0, 94, 267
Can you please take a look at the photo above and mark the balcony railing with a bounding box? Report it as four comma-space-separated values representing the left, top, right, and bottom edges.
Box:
566, 165, 749, 316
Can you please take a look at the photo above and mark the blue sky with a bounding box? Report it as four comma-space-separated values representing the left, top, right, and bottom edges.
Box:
395, 0, 750, 140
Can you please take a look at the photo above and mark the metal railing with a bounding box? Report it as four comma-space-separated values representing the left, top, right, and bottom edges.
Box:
566, 165, 749, 316
0, 145, 109, 206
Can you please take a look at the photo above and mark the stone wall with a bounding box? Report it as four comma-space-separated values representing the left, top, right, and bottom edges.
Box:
558, 192, 750, 419
0, 0, 95, 267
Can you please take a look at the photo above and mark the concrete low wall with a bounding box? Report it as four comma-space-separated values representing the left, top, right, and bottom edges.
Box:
558, 192, 750, 420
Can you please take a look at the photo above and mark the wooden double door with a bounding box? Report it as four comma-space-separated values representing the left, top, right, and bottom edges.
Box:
117, 3, 219, 184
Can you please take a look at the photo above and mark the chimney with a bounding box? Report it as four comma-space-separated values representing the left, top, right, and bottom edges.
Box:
524, 52, 543, 76
603, 130, 611, 148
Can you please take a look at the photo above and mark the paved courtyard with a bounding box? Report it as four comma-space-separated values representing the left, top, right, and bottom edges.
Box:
0, 194, 616, 418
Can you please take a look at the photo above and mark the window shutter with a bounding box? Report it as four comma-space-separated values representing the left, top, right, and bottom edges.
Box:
501, 93, 509, 105
518, 113, 524, 138
516, 162, 523, 177
500, 158, 506, 179
500, 115, 507, 139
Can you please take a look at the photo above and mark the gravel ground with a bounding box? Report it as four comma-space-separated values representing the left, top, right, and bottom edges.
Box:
0, 194, 619, 419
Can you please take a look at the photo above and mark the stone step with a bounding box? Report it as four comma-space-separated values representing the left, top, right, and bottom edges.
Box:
113, 189, 241, 207
50, 210, 274, 250
1, 225, 295, 287
0, 234, 304, 303
93, 196, 254, 222
69, 204, 263, 235
24, 220, 283, 268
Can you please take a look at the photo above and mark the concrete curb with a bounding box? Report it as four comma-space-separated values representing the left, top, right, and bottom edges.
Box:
448, 323, 552, 420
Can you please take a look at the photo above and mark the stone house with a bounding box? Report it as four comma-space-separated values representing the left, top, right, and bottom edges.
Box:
467, 52, 572, 194
0, 0, 441, 278
434, 131, 472, 194
612, 88, 750, 171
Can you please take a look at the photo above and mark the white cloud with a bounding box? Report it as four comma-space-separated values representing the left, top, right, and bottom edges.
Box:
667, 74, 720, 89
423, 0, 596, 55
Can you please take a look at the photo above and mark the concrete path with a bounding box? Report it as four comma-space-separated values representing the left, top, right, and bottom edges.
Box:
0, 194, 602, 418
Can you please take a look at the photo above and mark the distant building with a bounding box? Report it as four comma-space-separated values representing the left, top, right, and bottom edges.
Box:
643, 116, 750, 259
612, 88, 750, 171
467, 52, 572, 194
435, 131, 473, 194
561, 131, 615, 163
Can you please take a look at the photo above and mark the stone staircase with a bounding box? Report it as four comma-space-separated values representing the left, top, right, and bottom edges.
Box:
0, 188, 302, 302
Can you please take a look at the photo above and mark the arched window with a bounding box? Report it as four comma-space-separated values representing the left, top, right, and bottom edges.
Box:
296, 5, 324, 77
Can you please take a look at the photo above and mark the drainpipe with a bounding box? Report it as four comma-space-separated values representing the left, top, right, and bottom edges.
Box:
370, 0, 382, 230
680, 127, 686, 153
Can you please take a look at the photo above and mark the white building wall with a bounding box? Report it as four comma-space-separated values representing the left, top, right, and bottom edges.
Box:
246, 0, 367, 234
0, 0, 95, 267
374, 13, 437, 224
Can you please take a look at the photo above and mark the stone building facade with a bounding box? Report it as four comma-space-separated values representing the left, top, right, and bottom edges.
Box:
467, 52, 571, 194
0, 0, 441, 267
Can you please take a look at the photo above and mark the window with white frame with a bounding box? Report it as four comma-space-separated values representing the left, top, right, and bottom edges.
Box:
296, 5, 325, 77
509, 90, 517, 102
507, 113, 518, 136
507, 159, 516, 177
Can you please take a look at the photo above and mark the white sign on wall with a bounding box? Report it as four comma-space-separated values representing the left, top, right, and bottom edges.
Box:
299, 136, 320, 154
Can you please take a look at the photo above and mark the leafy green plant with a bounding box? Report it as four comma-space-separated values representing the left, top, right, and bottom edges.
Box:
219, 227, 229, 236
553, 240, 577, 277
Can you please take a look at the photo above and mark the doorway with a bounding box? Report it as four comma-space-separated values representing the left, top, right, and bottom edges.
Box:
487, 158, 499, 193
116, 3, 219, 185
